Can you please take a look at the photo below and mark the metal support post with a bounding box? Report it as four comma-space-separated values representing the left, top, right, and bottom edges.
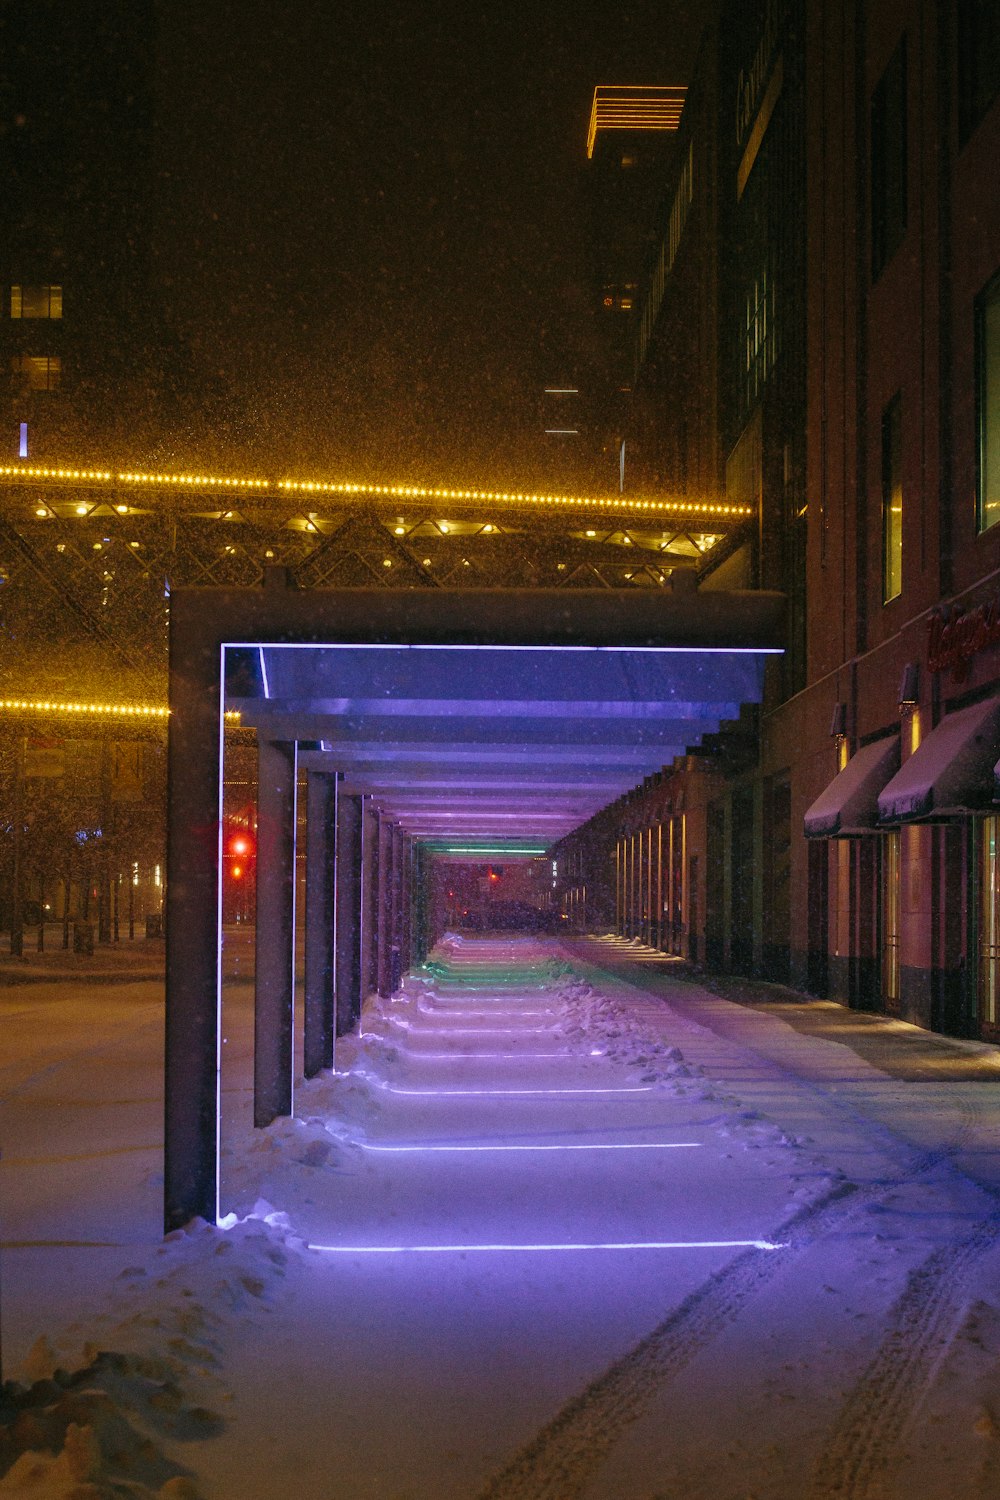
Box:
359, 797, 379, 1003
254, 738, 297, 1128
335, 792, 363, 1033
376, 816, 395, 997
304, 770, 337, 1077
389, 825, 404, 992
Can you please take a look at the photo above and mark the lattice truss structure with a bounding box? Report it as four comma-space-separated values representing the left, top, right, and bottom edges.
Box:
0, 465, 750, 695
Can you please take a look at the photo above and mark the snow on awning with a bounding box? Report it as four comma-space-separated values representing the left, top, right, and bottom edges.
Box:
878, 697, 1000, 824
803, 735, 899, 838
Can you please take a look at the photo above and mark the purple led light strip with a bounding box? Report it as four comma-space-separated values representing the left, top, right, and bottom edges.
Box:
308, 1238, 785, 1253
350, 1140, 699, 1153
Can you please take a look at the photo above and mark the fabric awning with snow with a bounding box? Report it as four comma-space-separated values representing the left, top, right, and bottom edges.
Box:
878, 697, 1000, 823
803, 735, 900, 837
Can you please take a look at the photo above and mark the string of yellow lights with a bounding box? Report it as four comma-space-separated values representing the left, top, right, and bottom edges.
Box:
0, 461, 753, 519
0, 700, 243, 723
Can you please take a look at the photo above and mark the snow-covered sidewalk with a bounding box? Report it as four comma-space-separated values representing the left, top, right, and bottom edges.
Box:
2, 937, 1000, 1498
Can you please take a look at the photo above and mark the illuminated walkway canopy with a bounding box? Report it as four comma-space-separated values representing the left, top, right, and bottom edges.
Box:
165, 581, 783, 1230
233, 642, 772, 847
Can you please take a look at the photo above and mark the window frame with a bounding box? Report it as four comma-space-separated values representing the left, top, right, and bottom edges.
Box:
10, 285, 63, 319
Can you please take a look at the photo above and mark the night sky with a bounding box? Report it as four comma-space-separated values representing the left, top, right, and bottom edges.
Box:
151, 1, 703, 486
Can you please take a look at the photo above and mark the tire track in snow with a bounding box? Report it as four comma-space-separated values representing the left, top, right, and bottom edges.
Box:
475, 1116, 994, 1500
473, 949, 995, 1500
806, 1220, 1000, 1500
474, 1181, 860, 1500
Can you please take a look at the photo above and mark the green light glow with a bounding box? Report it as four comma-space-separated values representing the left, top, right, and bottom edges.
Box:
428, 845, 548, 856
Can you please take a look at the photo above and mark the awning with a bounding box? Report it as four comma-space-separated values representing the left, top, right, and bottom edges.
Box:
878, 697, 1000, 823
804, 735, 899, 837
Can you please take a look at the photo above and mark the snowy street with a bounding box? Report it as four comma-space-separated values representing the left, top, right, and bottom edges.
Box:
3, 936, 1000, 1498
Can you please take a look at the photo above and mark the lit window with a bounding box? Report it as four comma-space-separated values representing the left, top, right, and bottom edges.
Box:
980, 815, 1000, 1033
620, 153, 637, 168
11, 355, 61, 391
976, 272, 1000, 532
882, 830, 901, 1005
882, 393, 902, 601
10, 285, 62, 318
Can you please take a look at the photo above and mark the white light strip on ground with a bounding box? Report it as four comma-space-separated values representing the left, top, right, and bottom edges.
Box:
309, 1238, 785, 1253
362, 1078, 655, 1097
352, 1140, 700, 1153
387, 1021, 559, 1034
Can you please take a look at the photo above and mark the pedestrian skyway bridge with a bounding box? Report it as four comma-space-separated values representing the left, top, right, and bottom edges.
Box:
0, 457, 753, 701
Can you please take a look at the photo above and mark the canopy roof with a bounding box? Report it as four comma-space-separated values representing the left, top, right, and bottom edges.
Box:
210, 584, 783, 853
232, 640, 774, 847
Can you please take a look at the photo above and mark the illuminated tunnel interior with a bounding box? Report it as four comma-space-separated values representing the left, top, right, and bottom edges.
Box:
163, 584, 783, 1229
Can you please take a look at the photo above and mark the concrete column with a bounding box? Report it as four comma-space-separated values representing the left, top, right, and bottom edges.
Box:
335, 792, 363, 1033
304, 770, 337, 1077
254, 738, 298, 1128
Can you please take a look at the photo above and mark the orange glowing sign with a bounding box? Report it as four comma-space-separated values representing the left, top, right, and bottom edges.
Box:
587, 86, 686, 158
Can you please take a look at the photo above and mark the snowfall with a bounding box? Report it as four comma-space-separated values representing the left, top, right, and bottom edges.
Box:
3, 933, 1000, 1500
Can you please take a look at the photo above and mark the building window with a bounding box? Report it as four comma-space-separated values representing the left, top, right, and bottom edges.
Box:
976, 272, 1000, 532
10, 285, 62, 319
980, 816, 1000, 1035
744, 264, 776, 410
958, 1, 1000, 145
11, 355, 61, 391
882, 393, 903, 601
871, 38, 907, 280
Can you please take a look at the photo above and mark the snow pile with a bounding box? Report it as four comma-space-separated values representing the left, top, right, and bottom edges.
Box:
1, 1211, 308, 1498
547, 974, 696, 1084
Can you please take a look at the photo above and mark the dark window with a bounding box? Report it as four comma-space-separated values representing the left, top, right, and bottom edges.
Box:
882, 393, 903, 601
958, 1, 1000, 144
871, 38, 908, 280
977, 272, 1000, 532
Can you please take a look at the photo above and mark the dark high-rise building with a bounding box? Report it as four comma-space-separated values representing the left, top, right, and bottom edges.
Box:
586, 84, 686, 484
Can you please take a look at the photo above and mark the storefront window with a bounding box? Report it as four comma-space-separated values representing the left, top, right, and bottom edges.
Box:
882, 830, 901, 1006
979, 815, 1000, 1032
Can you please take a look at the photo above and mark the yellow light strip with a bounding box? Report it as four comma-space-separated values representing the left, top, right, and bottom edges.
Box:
0, 698, 169, 718
276, 479, 748, 518
0, 465, 113, 481
119, 471, 269, 489
0, 459, 751, 518
0, 699, 244, 724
